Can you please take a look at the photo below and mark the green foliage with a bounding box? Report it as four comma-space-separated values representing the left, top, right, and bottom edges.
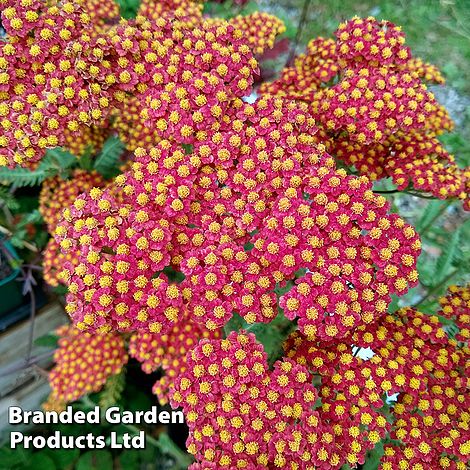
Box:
116, 0, 141, 19
47, 449, 80, 469
0, 148, 76, 187
34, 332, 59, 348
0, 186, 19, 211
76, 451, 113, 470
93, 136, 125, 179
361, 441, 385, 470
99, 370, 126, 409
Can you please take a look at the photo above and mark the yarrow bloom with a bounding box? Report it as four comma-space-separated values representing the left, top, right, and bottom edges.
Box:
171, 331, 325, 469
0, 1, 138, 167
350, 294, 469, 470
43, 237, 80, 287
284, 333, 391, 467
54, 93, 420, 342
62, 123, 110, 158
260, 16, 470, 208
129, 309, 222, 404
284, 285, 470, 469
39, 169, 106, 233
225, 12, 286, 55
48, 324, 128, 405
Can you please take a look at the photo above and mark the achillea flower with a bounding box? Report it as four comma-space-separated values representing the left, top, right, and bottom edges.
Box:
112, 95, 161, 151
48, 324, 128, 404
284, 332, 390, 467
138, 0, 203, 26
171, 331, 327, 469
43, 237, 79, 287
310, 67, 435, 144
259, 16, 469, 208
0, 2, 142, 167
350, 302, 470, 469
404, 57, 446, 84
332, 129, 468, 201
39, 169, 106, 234
129, 309, 222, 404
228, 12, 286, 55
335, 16, 410, 68
54, 96, 419, 341
438, 284, 470, 342
62, 123, 110, 158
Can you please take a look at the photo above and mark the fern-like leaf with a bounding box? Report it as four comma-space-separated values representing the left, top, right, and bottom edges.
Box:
0, 186, 19, 210
99, 368, 126, 409
94, 136, 125, 179
435, 225, 461, 282
0, 148, 77, 187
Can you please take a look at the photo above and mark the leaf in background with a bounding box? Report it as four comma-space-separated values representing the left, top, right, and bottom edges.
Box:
116, 0, 141, 19
0, 148, 76, 187
223, 313, 248, 336
99, 369, 126, 409
76, 451, 113, 470
23, 454, 56, 470
0, 166, 54, 187
435, 225, 461, 282
415, 199, 448, 232
361, 440, 384, 470
34, 332, 59, 348
45, 448, 79, 470
0, 186, 19, 210
94, 136, 125, 179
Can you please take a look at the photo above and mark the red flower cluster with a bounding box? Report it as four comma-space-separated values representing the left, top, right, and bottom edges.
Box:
62, 123, 110, 158
285, 334, 390, 467
171, 331, 324, 469
39, 169, 106, 233
438, 284, 470, 343
43, 237, 80, 287
138, 0, 204, 28
227, 12, 286, 55
48, 324, 128, 404
333, 129, 468, 201
283, 284, 470, 469
311, 67, 434, 144
335, 16, 410, 67
260, 16, 469, 207
0, 1, 136, 167
129, 309, 222, 404
350, 301, 469, 469
54, 94, 419, 342
112, 95, 161, 151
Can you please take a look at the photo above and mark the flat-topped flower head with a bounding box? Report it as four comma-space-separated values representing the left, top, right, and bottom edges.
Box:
129, 309, 222, 404
171, 331, 327, 469
39, 169, 106, 234
48, 324, 128, 404
335, 16, 410, 68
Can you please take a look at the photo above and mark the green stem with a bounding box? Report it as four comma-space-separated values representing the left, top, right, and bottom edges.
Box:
285, 0, 312, 66
419, 201, 451, 236
373, 188, 439, 200
413, 268, 459, 307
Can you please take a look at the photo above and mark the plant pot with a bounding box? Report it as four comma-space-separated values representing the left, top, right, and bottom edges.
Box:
0, 240, 23, 317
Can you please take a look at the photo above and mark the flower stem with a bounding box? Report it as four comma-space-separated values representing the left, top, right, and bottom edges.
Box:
285, 0, 312, 66
412, 268, 459, 307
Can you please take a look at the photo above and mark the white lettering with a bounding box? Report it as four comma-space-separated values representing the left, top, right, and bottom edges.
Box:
105, 406, 121, 424
8, 407, 23, 424
10, 432, 23, 448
